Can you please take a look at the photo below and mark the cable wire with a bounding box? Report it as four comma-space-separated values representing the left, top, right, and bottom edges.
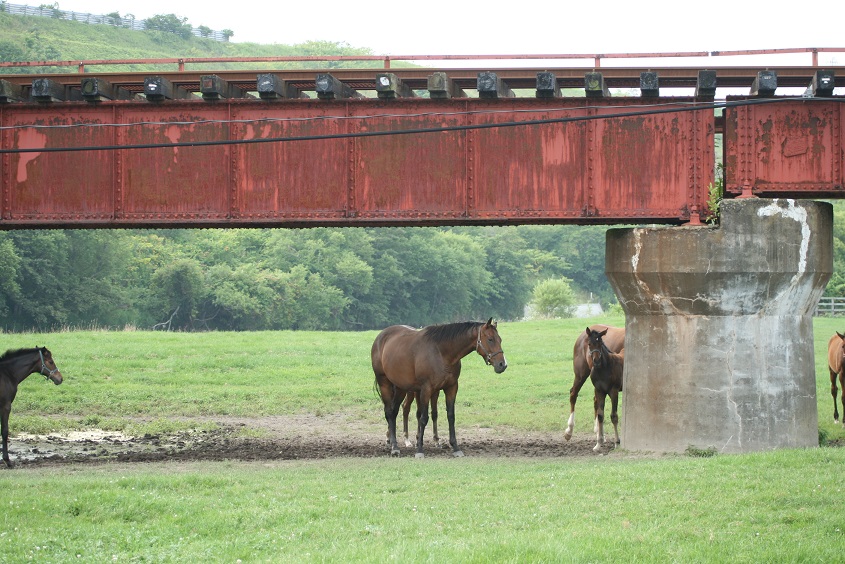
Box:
0, 96, 839, 155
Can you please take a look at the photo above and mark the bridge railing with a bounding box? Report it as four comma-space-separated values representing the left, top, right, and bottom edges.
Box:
0, 47, 843, 73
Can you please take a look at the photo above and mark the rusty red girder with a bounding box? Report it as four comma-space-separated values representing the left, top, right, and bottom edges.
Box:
724, 97, 845, 197
0, 96, 716, 228
0, 64, 842, 229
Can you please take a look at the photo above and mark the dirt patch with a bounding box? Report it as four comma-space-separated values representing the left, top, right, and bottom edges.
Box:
5, 414, 614, 467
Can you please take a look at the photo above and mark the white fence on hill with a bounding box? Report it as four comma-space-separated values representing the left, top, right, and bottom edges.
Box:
0, 2, 230, 42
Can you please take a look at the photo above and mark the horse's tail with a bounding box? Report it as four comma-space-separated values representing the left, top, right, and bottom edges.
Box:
372, 373, 381, 400
371, 330, 385, 400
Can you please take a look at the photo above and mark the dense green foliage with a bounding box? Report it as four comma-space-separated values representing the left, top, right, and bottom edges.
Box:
142, 14, 193, 39
823, 201, 845, 296
0, 226, 611, 331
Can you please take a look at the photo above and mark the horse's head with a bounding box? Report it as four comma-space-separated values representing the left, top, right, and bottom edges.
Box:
586, 327, 609, 368
476, 318, 507, 373
38, 347, 62, 385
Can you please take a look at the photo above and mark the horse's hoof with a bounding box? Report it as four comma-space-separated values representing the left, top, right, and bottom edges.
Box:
563, 431, 572, 441
593, 444, 601, 452
415, 452, 425, 459
452, 450, 464, 458
390, 449, 400, 457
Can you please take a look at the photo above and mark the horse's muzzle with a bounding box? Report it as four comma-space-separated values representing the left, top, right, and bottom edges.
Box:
493, 358, 508, 373
49, 371, 63, 385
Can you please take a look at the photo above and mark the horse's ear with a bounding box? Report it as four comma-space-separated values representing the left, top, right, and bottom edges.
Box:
838, 331, 845, 340
486, 317, 493, 326
585, 328, 591, 336
599, 329, 608, 337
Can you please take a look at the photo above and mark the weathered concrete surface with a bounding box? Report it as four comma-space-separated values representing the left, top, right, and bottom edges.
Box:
606, 199, 832, 453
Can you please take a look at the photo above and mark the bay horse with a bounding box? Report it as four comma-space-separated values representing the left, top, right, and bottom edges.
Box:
564, 324, 625, 441
827, 331, 845, 426
1, 347, 63, 468
372, 318, 507, 458
586, 331, 625, 451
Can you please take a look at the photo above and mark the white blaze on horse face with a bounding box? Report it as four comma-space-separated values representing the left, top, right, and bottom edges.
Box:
494, 353, 508, 373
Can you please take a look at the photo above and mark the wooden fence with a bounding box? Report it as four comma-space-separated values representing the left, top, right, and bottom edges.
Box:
815, 297, 845, 317
0, 2, 230, 42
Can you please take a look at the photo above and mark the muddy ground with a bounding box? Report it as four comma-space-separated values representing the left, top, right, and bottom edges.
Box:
6, 414, 613, 467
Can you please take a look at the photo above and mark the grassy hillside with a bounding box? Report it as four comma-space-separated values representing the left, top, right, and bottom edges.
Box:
0, 10, 378, 73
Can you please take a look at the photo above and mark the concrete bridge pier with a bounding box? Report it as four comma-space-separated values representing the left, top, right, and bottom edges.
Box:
605, 199, 832, 453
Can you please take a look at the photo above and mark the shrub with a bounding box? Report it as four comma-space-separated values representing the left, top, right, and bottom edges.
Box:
531, 277, 576, 318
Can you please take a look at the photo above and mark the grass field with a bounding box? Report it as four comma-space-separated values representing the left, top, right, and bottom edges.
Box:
2, 316, 845, 562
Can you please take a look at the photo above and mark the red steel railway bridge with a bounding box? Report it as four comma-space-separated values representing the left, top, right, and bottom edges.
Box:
0, 49, 843, 229
2, 50, 845, 453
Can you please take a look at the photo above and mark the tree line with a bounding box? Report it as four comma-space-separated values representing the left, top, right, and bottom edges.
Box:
0, 226, 615, 332
4, 200, 845, 333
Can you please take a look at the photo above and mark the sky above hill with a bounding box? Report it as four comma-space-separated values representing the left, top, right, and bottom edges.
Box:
57, 0, 843, 68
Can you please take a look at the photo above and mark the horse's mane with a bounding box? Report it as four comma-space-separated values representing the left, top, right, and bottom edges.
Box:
0, 347, 39, 362
421, 321, 482, 344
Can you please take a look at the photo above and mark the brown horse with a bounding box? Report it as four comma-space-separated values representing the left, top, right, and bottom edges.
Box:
587, 332, 625, 451
372, 318, 507, 458
1, 347, 63, 468
564, 324, 625, 441
828, 331, 845, 426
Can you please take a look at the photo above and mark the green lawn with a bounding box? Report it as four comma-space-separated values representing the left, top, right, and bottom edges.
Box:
2, 316, 844, 562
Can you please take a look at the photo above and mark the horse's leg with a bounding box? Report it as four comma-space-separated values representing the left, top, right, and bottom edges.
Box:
1, 402, 11, 468
831, 368, 840, 424
414, 389, 432, 459
402, 392, 414, 447
593, 391, 606, 452
378, 381, 403, 456
609, 387, 621, 448
431, 389, 442, 448
564, 372, 588, 441
840, 372, 845, 428
443, 383, 464, 457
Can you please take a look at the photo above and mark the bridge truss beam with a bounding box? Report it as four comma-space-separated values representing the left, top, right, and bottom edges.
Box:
0, 67, 842, 229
